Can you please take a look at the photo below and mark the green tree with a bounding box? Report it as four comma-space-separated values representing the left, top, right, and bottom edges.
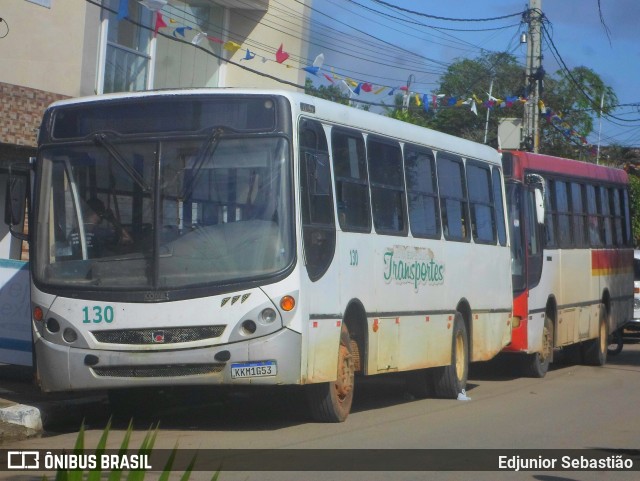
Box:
384, 52, 617, 161
305, 78, 350, 105
433, 52, 524, 144
629, 175, 640, 246
540, 66, 617, 159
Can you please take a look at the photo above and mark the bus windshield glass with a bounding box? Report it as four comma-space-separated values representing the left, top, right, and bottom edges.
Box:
33, 133, 293, 291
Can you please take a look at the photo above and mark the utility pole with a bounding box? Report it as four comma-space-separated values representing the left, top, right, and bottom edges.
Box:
523, 0, 543, 152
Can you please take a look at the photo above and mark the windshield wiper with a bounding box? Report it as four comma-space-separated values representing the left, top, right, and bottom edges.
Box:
182, 127, 226, 199
94, 132, 151, 193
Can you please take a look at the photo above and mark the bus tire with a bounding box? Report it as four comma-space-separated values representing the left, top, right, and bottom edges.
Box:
405, 369, 434, 399
582, 305, 607, 366
607, 328, 623, 356
433, 313, 468, 399
306, 322, 355, 422
523, 315, 553, 378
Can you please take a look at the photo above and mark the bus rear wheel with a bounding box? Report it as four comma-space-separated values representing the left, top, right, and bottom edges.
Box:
433, 313, 468, 399
582, 304, 607, 366
306, 322, 355, 422
523, 315, 553, 378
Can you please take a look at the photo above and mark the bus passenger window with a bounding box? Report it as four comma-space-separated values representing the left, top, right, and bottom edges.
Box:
554, 181, 572, 248
492, 168, 507, 246
437, 156, 468, 242
586, 184, 602, 247
467, 162, 496, 244
404, 147, 440, 239
331, 129, 370, 232
367, 137, 406, 235
299, 118, 336, 281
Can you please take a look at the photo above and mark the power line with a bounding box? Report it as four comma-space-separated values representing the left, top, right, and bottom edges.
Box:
369, 0, 524, 22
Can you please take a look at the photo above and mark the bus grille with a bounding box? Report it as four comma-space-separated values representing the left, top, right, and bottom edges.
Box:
91, 326, 225, 345
92, 364, 225, 378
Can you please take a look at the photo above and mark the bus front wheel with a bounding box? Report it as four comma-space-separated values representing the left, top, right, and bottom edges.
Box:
433, 313, 468, 399
306, 321, 355, 422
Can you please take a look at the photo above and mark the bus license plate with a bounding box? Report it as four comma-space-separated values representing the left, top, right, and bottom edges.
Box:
231, 361, 277, 379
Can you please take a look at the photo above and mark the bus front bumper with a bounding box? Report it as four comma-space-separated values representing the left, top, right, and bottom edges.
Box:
35, 327, 302, 392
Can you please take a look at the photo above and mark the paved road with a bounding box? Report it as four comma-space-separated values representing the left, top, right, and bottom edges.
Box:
3, 333, 640, 480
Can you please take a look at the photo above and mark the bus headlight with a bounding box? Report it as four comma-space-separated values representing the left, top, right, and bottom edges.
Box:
259, 308, 277, 325
63, 328, 78, 343
240, 320, 257, 335
46, 318, 60, 333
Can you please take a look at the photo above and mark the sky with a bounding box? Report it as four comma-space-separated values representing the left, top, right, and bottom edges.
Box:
305, 0, 640, 149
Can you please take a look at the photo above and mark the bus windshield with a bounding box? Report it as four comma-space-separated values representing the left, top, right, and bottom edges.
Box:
33, 134, 293, 291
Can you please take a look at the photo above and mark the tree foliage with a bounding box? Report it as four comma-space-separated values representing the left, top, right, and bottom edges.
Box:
383, 52, 617, 161
304, 78, 351, 106
541, 66, 617, 159
629, 175, 640, 246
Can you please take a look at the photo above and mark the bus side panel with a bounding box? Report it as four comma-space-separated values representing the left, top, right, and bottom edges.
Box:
528, 249, 561, 350
471, 311, 512, 361
593, 248, 634, 333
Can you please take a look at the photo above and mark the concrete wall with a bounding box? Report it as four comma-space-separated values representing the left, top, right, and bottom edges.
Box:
223, 2, 310, 90
0, 0, 100, 98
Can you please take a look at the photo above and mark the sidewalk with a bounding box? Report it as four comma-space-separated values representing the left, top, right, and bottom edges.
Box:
0, 365, 106, 444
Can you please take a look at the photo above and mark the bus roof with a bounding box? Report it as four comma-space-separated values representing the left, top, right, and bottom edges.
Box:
45, 88, 501, 166
504, 149, 628, 185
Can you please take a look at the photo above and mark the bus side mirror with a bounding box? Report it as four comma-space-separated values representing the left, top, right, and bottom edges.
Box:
534, 188, 545, 226
4, 169, 29, 241
526, 173, 546, 225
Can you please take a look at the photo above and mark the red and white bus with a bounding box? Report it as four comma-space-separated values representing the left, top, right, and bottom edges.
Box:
502, 150, 634, 377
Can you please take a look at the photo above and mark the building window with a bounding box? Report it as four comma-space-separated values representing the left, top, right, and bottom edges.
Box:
100, 0, 153, 93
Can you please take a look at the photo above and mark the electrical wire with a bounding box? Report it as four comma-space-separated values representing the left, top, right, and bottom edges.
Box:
369, 0, 524, 22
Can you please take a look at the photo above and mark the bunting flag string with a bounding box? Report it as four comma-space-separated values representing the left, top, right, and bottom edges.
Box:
134, 3, 593, 153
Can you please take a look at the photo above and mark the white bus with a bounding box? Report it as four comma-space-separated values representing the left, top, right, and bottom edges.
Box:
7, 89, 513, 421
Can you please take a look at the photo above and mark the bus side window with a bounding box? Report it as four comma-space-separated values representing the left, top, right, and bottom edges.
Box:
492, 168, 507, 246
299, 119, 336, 282
586, 184, 602, 247
544, 178, 556, 247
599, 186, 613, 246
622, 189, 632, 246
610, 187, 624, 246
367, 136, 406, 235
467, 161, 496, 244
331, 129, 370, 232
554, 180, 572, 248
404, 146, 440, 239
437, 155, 469, 242
571, 183, 587, 248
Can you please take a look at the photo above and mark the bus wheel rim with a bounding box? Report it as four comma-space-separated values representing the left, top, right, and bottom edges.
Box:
455, 332, 465, 379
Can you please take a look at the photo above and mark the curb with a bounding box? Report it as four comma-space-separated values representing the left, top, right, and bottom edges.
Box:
0, 396, 106, 433
0, 404, 43, 431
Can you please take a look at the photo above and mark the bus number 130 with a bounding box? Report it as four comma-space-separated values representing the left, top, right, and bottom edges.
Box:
82, 305, 115, 323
